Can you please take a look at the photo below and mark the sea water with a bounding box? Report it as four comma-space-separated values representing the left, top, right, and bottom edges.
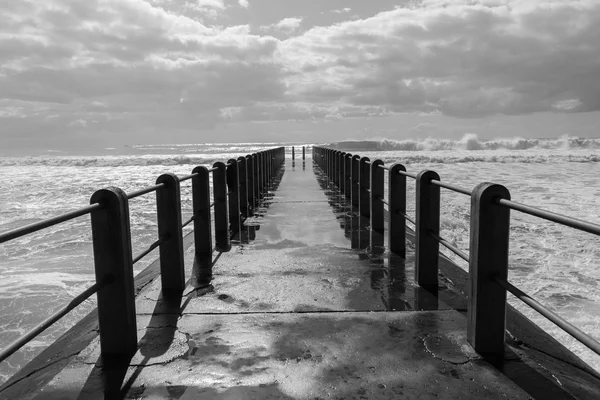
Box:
0, 136, 599, 383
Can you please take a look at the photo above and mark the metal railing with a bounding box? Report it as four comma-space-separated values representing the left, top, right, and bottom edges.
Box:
313, 145, 600, 363
0, 147, 285, 367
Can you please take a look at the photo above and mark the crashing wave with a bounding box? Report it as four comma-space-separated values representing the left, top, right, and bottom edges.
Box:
329, 134, 600, 152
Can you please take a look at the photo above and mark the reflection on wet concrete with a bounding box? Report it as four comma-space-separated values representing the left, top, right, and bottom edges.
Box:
312, 163, 466, 312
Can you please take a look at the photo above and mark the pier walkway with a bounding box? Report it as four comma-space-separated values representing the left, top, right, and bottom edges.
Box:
3, 156, 600, 399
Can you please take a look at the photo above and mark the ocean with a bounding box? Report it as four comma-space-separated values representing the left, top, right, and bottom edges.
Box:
1, 136, 599, 383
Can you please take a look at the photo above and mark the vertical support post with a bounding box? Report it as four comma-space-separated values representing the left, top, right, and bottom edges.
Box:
339, 152, 346, 192
415, 170, 440, 287
227, 159, 240, 239
302, 146, 306, 160
370, 160, 384, 234
258, 152, 264, 199
192, 166, 212, 285
337, 151, 342, 187
468, 183, 511, 363
212, 162, 231, 252
253, 154, 260, 205
246, 155, 255, 216
238, 156, 248, 219
345, 153, 352, 199
351, 155, 360, 208
389, 163, 407, 257
292, 146, 295, 160
90, 187, 137, 357
359, 157, 371, 218
156, 173, 185, 295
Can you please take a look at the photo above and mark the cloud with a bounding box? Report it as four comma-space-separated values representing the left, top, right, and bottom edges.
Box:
332, 8, 352, 14
277, 0, 600, 118
238, 0, 249, 8
2, 0, 600, 149
262, 17, 303, 34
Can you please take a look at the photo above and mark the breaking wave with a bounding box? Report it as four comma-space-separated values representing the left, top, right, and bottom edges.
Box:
0, 155, 225, 168
330, 134, 600, 152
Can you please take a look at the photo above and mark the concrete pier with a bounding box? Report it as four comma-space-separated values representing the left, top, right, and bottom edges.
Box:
3, 158, 600, 399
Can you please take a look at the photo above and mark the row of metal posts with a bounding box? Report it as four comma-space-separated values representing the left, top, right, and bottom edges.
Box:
312, 146, 512, 363
90, 147, 285, 359
291, 146, 306, 160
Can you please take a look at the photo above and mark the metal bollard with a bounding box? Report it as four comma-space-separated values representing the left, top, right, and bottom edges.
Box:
212, 162, 231, 252
351, 155, 360, 208
227, 159, 241, 239
90, 187, 137, 357
191, 166, 212, 285
370, 160, 384, 234
388, 163, 407, 257
359, 157, 370, 218
468, 183, 511, 363
415, 170, 440, 287
246, 155, 255, 216
156, 173, 185, 295
238, 156, 248, 219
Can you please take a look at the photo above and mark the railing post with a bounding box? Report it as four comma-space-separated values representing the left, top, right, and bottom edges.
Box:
468, 183, 511, 363
371, 160, 384, 234
359, 157, 370, 217
258, 152, 264, 199
351, 155, 360, 208
213, 162, 231, 252
238, 156, 248, 219
227, 159, 241, 239
415, 170, 440, 287
156, 173, 185, 295
90, 187, 137, 357
247, 155, 255, 216
339, 152, 346, 192
253, 154, 260, 205
389, 163, 407, 257
344, 153, 352, 199
191, 166, 212, 286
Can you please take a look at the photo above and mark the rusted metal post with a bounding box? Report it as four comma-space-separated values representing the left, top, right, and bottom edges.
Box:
415, 170, 440, 287
389, 163, 407, 257
212, 162, 231, 252
227, 159, 240, 239
192, 166, 212, 285
359, 157, 371, 218
371, 160, 384, 234
246, 155, 255, 216
468, 183, 511, 363
156, 173, 185, 295
90, 187, 137, 357
238, 156, 248, 219
351, 155, 360, 208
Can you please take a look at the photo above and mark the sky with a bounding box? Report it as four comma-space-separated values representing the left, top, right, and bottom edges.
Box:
1, 0, 600, 152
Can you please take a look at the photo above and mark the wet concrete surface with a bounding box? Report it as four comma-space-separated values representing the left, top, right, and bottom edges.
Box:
4, 157, 600, 399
